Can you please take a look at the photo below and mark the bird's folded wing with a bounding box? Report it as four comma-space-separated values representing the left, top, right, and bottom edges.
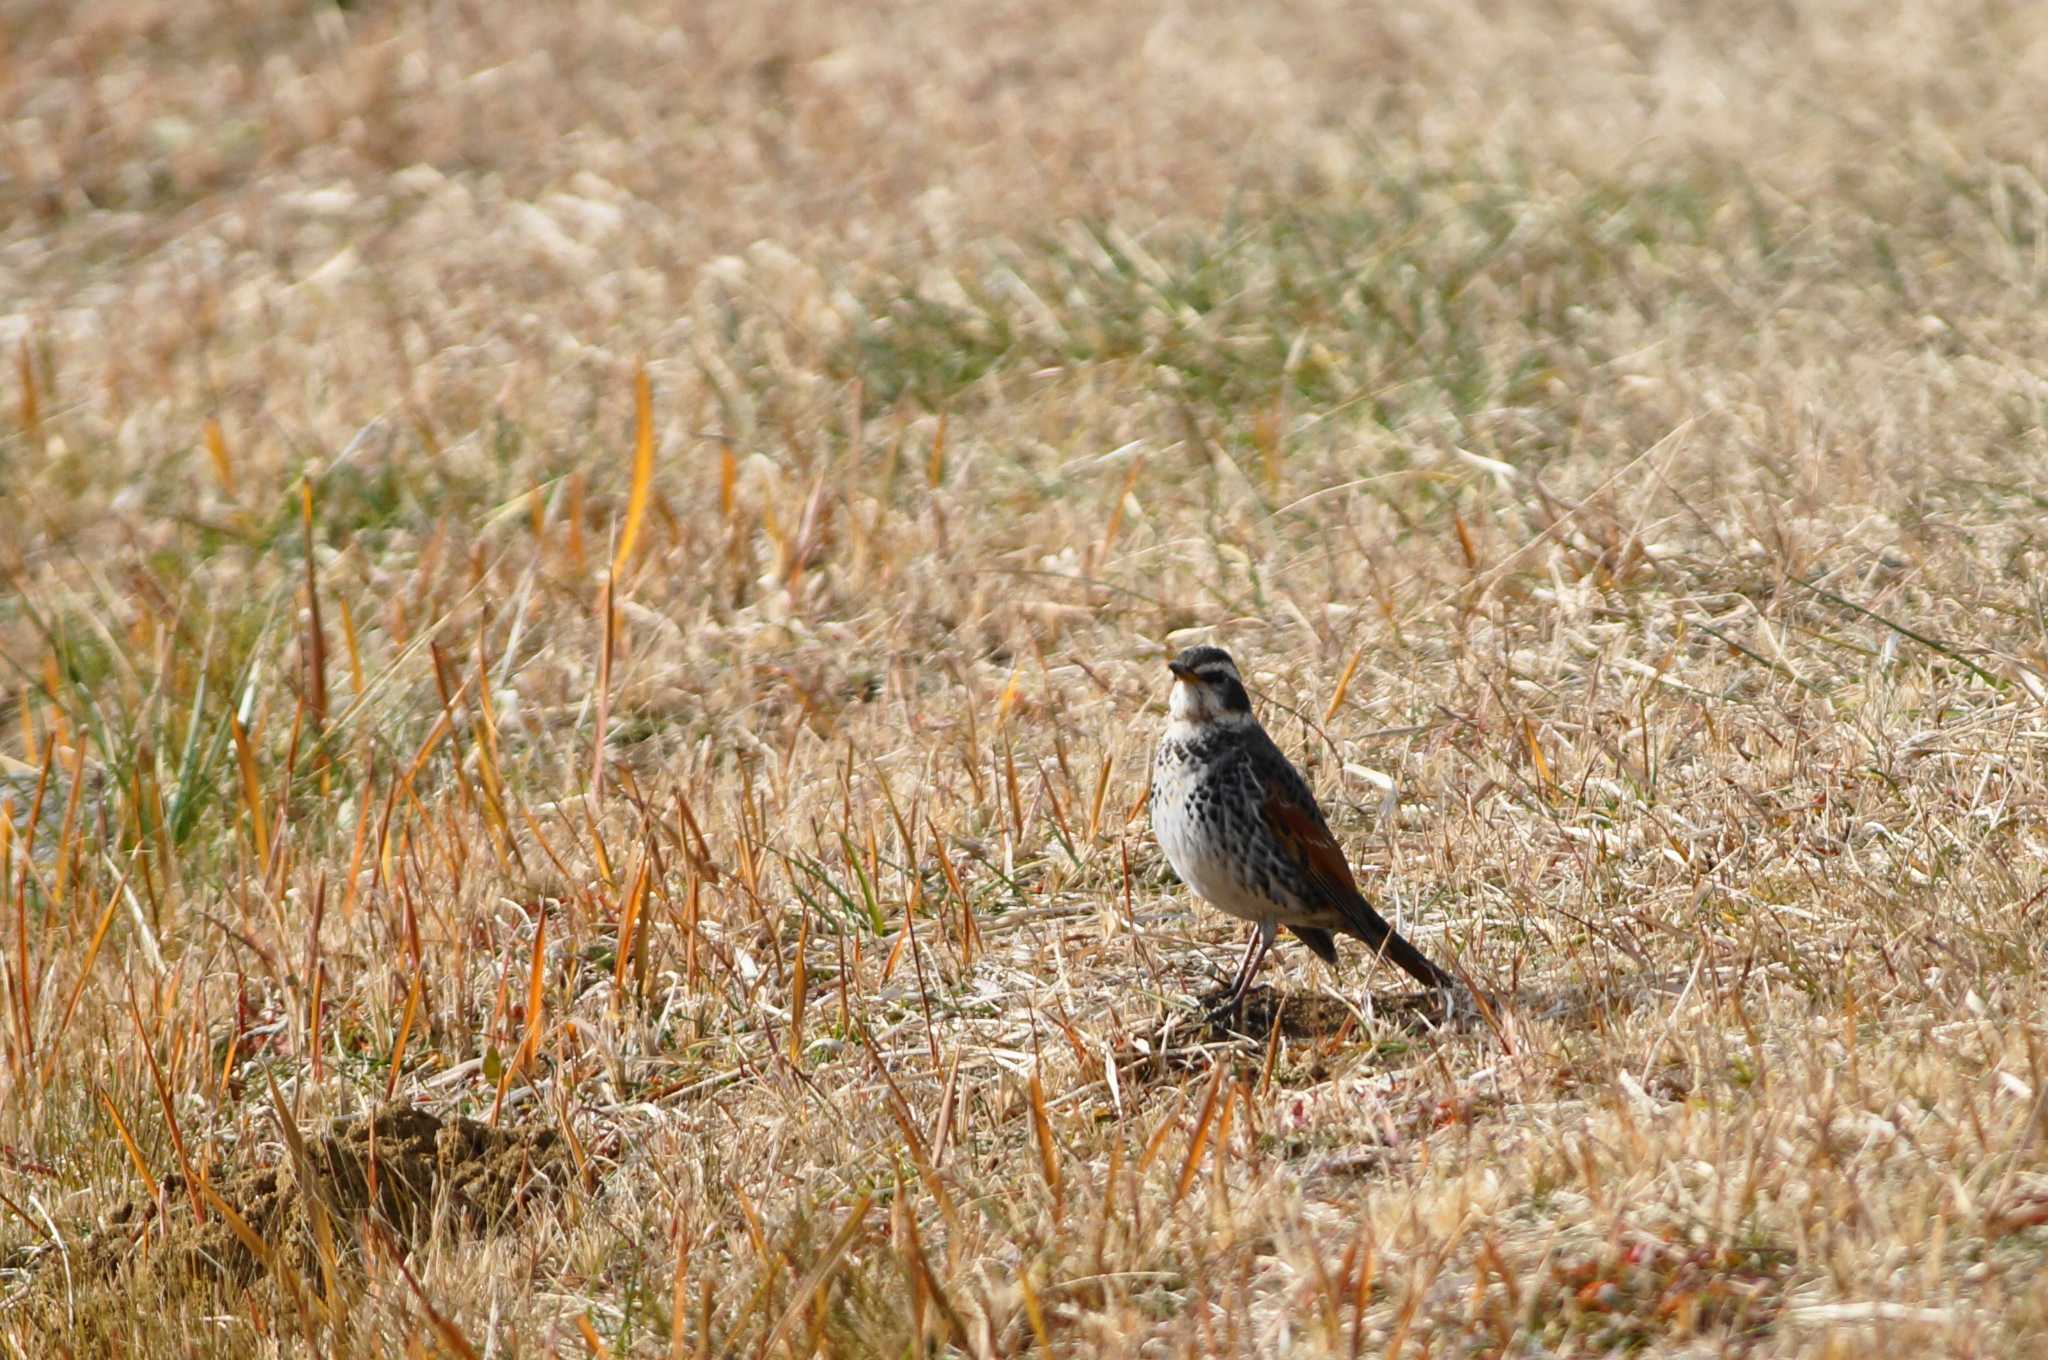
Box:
1259, 782, 1360, 907
1258, 764, 1455, 990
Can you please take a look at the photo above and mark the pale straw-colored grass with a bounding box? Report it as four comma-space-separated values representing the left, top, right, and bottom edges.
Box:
5, 1, 2048, 1354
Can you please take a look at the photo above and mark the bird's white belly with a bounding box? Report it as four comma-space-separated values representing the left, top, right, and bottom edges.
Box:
1167, 841, 1274, 923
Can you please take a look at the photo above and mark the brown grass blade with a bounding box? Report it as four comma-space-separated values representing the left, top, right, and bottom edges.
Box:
16, 338, 39, 440
193, 1175, 323, 1322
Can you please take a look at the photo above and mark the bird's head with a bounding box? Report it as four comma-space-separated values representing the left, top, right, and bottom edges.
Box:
1166, 646, 1254, 727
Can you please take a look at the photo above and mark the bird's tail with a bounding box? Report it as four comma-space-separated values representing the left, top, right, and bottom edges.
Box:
1345, 901, 1456, 991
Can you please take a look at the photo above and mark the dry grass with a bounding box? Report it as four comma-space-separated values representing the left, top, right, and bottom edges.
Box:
6, 0, 2048, 1354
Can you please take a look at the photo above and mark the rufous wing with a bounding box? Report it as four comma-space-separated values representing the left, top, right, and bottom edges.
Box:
1260, 783, 1360, 908
1261, 779, 1457, 990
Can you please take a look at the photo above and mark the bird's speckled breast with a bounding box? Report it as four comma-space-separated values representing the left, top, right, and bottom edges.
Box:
1151, 720, 1286, 924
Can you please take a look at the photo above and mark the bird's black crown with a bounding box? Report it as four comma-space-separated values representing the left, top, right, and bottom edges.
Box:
1170, 645, 1238, 676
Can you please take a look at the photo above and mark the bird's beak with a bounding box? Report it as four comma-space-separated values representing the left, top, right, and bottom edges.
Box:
1167, 661, 1194, 682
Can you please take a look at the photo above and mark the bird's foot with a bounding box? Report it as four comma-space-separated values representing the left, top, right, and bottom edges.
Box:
1196, 988, 1244, 1028
1196, 984, 1286, 1036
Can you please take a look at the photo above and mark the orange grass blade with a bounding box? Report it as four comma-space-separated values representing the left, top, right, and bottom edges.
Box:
230, 718, 268, 867
1097, 452, 1143, 557
1452, 508, 1479, 570
1523, 717, 1554, 796
613, 363, 656, 579
1018, 1269, 1054, 1353
340, 782, 373, 922
924, 819, 975, 965
194, 1178, 295, 1292
385, 966, 424, 1102
127, 992, 204, 1219
337, 596, 365, 698
1124, 777, 1150, 825
565, 470, 588, 570
40, 655, 66, 748
860, 1028, 963, 1236
575, 1313, 613, 1357
1255, 402, 1283, 494
266, 1067, 344, 1316
394, 1254, 483, 1360
1002, 738, 1022, 839
1172, 1061, 1229, 1206
492, 910, 549, 1123
926, 413, 947, 487
1209, 1079, 1236, 1208
42, 876, 123, 1087
1324, 642, 1366, 722
96, 1085, 160, 1201
1028, 1071, 1063, 1215
1086, 753, 1114, 843
51, 740, 88, 903
10, 832, 30, 1068
202, 418, 235, 497
994, 668, 1022, 727
613, 856, 648, 1003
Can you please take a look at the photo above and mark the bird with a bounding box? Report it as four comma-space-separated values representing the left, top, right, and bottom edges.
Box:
1150, 645, 1456, 1016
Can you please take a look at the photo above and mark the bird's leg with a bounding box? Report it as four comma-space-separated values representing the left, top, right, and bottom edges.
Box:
1204, 922, 1276, 1023
1221, 933, 1262, 1004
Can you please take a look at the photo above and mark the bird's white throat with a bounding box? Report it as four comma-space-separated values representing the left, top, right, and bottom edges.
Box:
1165, 686, 1257, 734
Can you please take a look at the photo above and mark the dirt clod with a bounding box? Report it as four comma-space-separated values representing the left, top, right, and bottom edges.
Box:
14, 1104, 560, 1321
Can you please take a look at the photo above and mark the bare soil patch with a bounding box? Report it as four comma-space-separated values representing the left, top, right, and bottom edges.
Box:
11, 1106, 560, 1330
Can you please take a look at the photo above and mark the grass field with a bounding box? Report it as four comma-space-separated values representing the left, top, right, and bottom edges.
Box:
6, 0, 2048, 1354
